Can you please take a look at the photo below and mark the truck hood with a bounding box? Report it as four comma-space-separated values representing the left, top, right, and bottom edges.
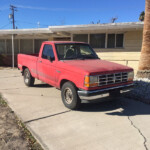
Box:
62, 59, 133, 75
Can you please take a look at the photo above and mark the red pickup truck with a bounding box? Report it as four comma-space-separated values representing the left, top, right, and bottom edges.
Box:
18, 41, 134, 109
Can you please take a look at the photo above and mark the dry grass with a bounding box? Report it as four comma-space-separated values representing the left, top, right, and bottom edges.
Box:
0, 95, 43, 150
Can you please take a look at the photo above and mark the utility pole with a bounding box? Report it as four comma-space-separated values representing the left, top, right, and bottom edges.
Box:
9, 5, 17, 29
9, 5, 17, 69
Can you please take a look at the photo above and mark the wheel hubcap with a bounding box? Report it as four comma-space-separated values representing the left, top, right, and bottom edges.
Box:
25, 71, 29, 83
64, 88, 73, 104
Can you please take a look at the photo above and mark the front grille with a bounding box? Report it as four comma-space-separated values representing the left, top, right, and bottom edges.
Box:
98, 72, 128, 86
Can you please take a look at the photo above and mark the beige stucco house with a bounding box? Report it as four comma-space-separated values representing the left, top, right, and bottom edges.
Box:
0, 22, 143, 72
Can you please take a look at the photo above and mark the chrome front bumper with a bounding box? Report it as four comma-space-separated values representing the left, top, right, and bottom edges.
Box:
77, 83, 134, 98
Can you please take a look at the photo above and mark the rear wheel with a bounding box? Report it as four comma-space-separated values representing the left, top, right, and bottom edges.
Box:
61, 82, 81, 110
24, 68, 35, 87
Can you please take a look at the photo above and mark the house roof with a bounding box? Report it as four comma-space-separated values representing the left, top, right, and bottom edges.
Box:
0, 22, 144, 38
0, 28, 53, 39
49, 22, 144, 33
0, 28, 52, 35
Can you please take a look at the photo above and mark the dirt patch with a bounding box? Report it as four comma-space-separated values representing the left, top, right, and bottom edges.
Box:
0, 95, 43, 150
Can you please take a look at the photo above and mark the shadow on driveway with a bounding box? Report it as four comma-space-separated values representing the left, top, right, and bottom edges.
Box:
33, 84, 53, 88
80, 97, 150, 117
31, 83, 150, 117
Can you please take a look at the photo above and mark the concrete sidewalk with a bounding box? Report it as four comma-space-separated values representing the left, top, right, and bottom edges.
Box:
0, 68, 150, 150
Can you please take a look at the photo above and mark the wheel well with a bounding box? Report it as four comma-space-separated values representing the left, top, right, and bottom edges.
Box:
60, 79, 77, 89
22, 66, 27, 75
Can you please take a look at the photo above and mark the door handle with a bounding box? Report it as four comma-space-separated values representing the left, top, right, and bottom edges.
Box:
39, 60, 42, 63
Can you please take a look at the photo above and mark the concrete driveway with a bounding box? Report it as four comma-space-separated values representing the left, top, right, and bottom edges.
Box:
0, 68, 150, 150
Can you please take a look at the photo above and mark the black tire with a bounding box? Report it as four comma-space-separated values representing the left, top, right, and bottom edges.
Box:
24, 68, 35, 87
61, 82, 81, 110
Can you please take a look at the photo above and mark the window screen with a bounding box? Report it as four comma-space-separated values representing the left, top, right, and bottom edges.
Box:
107, 34, 115, 48
73, 34, 88, 43
116, 34, 124, 47
34, 39, 47, 53
20, 39, 33, 54
0, 40, 5, 54
90, 34, 105, 48
6, 39, 19, 54
42, 44, 55, 61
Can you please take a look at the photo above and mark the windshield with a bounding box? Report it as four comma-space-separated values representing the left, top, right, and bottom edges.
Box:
55, 43, 99, 60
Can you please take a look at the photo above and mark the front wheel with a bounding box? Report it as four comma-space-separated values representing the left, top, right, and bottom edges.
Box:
61, 82, 81, 110
24, 68, 35, 87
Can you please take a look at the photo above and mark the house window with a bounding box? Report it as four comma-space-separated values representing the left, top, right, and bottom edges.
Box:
73, 34, 88, 43
90, 34, 105, 48
20, 39, 33, 54
6, 39, 19, 54
116, 34, 124, 47
34, 39, 47, 53
0, 40, 5, 54
107, 33, 124, 48
107, 34, 115, 48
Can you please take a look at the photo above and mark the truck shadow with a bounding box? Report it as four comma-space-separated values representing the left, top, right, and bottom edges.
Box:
80, 98, 119, 112
80, 97, 150, 117
33, 84, 53, 88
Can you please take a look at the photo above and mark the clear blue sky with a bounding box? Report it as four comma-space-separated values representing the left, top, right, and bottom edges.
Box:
0, 0, 145, 29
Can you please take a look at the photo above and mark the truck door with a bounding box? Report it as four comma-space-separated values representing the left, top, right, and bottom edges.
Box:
37, 44, 56, 86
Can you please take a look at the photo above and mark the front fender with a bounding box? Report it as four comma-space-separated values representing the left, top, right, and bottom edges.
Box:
56, 71, 84, 89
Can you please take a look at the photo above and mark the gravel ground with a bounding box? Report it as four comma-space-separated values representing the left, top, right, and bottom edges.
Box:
125, 78, 150, 103
0, 95, 43, 150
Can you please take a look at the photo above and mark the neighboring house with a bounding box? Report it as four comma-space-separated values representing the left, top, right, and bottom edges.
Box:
0, 22, 143, 72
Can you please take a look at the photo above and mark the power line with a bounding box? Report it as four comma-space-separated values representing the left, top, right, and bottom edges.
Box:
16, 20, 49, 27
0, 23, 11, 29
9, 5, 17, 29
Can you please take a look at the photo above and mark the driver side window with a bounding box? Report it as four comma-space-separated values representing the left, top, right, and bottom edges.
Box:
42, 44, 55, 61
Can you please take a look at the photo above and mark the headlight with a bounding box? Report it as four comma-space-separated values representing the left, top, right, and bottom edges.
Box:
84, 76, 98, 87
128, 71, 134, 81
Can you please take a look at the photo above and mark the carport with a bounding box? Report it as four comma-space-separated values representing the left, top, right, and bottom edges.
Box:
0, 28, 53, 68
0, 22, 143, 68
